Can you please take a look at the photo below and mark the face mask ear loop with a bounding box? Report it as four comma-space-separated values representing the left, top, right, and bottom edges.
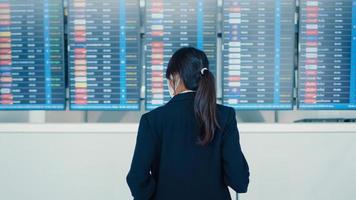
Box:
169, 74, 175, 94
174, 78, 181, 93
170, 74, 180, 95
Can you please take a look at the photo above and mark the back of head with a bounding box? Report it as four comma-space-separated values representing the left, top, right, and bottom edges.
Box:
166, 47, 221, 146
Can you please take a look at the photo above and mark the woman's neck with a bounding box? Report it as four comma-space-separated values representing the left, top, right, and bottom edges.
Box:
174, 84, 195, 95
179, 90, 195, 94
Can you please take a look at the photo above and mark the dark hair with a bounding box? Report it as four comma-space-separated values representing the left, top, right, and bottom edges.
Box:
166, 47, 221, 145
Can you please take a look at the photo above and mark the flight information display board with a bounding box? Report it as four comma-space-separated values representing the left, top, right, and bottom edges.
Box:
68, 0, 141, 110
0, 0, 65, 110
145, 0, 217, 110
222, 0, 296, 110
298, 0, 356, 109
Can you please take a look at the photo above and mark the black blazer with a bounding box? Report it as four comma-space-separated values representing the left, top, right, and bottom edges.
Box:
127, 92, 250, 200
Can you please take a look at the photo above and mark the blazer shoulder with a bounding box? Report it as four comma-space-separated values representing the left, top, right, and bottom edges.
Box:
217, 104, 235, 119
142, 104, 168, 120
216, 104, 236, 131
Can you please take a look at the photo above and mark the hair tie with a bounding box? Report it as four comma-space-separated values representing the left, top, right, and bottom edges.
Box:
200, 68, 208, 76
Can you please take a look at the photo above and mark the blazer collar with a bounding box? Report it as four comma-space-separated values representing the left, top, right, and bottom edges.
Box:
168, 91, 196, 104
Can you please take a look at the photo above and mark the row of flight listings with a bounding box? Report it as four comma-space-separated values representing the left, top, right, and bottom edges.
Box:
0, 0, 355, 110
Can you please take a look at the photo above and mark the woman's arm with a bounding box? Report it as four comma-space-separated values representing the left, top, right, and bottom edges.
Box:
222, 107, 250, 193
127, 114, 158, 200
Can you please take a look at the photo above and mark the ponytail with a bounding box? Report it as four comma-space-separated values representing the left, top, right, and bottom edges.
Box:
166, 47, 221, 146
194, 68, 221, 146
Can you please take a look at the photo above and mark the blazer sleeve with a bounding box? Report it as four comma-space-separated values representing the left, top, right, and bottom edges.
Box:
222, 107, 250, 193
127, 114, 158, 200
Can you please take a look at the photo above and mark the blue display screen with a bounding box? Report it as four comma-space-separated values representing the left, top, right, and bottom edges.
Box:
145, 0, 218, 110
222, 0, 296, 110
298, 0, 356, 110
67, 0, 141, 110
0, 0, 65, 110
